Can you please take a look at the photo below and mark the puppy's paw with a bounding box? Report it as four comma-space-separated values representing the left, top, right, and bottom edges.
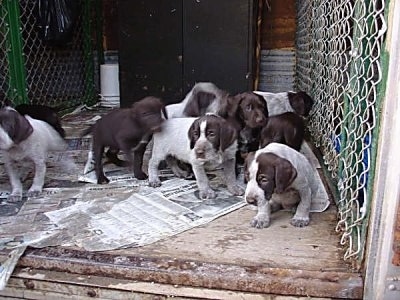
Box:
7, 194, 23, 203
227, 184, 245, 196
290, 216, 310, 227
250, 215, 270, 229
148, 180, 162, 188
199, 188, 216, 200
134, 171, 148, 180
97, 176, 110, 184
27, 190, 41, 198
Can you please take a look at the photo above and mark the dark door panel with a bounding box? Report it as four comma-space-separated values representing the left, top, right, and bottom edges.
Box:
183, 0, 255, 95
117, 0, 183, 106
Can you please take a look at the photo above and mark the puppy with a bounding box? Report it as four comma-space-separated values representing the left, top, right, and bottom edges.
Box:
253, 91, 314, 117
15, 104, 65, 138
148, 115, 244, 199
0, 107, 67, 202
244, 143, 319, 228
259, 112, 305, 151
81, 96, 166, 184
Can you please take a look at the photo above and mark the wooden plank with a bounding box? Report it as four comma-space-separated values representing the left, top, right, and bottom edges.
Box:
1, 269, 332, 300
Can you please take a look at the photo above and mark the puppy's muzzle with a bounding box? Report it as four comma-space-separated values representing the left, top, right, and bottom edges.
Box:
245, 195, 258, 205
255, 114, 267, 126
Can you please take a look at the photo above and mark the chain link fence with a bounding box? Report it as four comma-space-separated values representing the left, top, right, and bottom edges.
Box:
296, 0, 387, 267
0, 0, 100, 112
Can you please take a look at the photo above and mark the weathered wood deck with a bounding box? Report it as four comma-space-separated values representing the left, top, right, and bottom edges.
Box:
1, 205, 363, 299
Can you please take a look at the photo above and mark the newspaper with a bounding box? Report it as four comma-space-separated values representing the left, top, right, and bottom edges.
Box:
44, 178, 246, 251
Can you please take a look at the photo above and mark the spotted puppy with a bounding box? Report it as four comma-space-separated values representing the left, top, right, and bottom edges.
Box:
0, 107, 67, 202
148, 114, 244, 199
244, 143, 319, 228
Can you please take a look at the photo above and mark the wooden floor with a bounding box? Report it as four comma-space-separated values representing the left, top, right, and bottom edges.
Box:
1, 205, 363, 299
0, 107, 363, 299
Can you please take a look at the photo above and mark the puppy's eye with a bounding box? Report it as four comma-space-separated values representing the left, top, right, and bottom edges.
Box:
258, 176, 269, 184
245, 104, 252, 112
207, 130, 216, 137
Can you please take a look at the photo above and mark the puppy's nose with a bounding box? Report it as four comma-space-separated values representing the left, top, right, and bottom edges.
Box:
246, 195, 258, 205
195, 148, 205, 158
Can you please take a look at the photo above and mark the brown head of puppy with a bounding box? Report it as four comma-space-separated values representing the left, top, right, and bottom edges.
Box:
0, 107, 33, 149
259, 112, 305, 151
188, 114, 237, 161
131, 96, 168, 132
219, 92, 268, 129
287, 91, 314, 117
244, 152, 297, 204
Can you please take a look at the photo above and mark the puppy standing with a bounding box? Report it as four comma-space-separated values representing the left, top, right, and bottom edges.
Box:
148, 115, 244, 199
0, 107, 67, 202
81, 96, 166, 184
244, 143, 319, 228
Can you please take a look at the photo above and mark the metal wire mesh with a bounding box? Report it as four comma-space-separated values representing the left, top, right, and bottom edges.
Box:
0, 4, 11, 105
0, 0, 97, 111
296, 0, 387, 265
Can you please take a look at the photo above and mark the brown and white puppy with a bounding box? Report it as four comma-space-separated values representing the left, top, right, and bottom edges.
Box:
259, 112, 305, 151
0, 107, 67, 202
244, 143, 319, 228
253, 91, 314, 117
81, 96, 167, 184
148, 114, 244, 199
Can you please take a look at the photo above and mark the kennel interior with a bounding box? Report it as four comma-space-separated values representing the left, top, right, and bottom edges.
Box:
0, 0, 399, 299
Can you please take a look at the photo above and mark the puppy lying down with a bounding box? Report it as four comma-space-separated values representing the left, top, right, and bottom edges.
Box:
148, 115, 244, 199
0, 107, 67, 202
244, 143, 319, 228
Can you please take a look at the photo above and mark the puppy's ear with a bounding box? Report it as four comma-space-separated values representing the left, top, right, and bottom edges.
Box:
289, 92, 314, 117
219, 119, 237, 151
257, 94, 269, 118
162, 105, 168, 119
1, 109, 33, 144
188, 119, 199, 149
288, 92, 305, 116
274, 157, 297, 193
218, 94, 241, 119
243, 151, 256, 184
299, 91, 314, 117
183, 91, 215, 117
